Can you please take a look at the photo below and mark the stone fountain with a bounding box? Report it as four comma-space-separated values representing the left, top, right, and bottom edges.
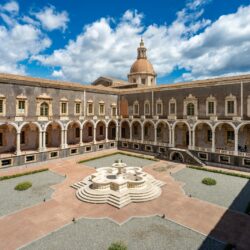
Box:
72, 159, 165, 208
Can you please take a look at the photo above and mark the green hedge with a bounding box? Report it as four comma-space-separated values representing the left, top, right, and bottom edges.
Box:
202, 177, 216, 185
78, 151, 158, 164
187, 165, 250, 180
108, 241, 127, 250
0, 168, 48, 181
14, 181, 32, 191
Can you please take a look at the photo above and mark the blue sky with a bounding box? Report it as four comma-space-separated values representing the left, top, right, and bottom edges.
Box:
0, 0, 250, 84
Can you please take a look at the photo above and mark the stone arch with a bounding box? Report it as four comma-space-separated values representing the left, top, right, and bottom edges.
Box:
96, 120, 106, 142
170, 151, 184, 163
173, 121, 190, 148
156, 120, 170, 143
143, 120, 155, 141
193, 121, 213, 149
20, 123, 40, 151
120, 120, 130, 139
83, 120, 94, 143
108, 120, 116, 140
0, 123, 17, 154
45, 121, 62, 148
67, 121, 81, 145
131, 119, 142, 140
236, 122, 250, 152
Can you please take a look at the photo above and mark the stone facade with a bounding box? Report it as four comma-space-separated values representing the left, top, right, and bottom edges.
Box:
1, 42, 250, 170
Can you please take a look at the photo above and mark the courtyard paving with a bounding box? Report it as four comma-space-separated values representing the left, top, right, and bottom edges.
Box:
0, 149, 250, 250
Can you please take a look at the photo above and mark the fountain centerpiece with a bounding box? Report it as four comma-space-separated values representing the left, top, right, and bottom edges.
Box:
72, 159, 165, 208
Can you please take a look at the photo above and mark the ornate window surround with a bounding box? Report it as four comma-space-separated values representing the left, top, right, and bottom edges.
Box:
36, 93, 53, 118
144, 100, 150, 115
169, 98, 176, 115
74, 99, 82, 116
156, 98, 163, 116
183, 94, 198, 116
16, 94, 28, 117
225, 94, 237, 116
99, 100, 105, 116
0, 94, 6, 117
87, 99, 94, 116
206, 95, 217, 116
60, 97, 68, 116
133, 100, 139, 116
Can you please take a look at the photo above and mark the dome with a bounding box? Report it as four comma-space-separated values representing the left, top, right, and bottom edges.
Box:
130, 58, 156, 75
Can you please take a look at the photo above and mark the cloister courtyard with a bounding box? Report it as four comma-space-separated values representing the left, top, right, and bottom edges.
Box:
0, 149, 250, 250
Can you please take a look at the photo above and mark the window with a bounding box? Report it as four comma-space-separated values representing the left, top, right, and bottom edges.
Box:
169, 98, 176, 115
40, 102, 49, 116
87, 103, 93, 115
156, 103, 162, 115
0, 132, 3, 146
227, 131, 234, 142
208, 102, 214, 114
141, 78, 146, 85
99, 103, 105, 115
0, 100, 3, 114
18, 100, 25, 113
207, 130, 212, 142
187, 103, 195, 116
75, 103, 81, 114
100, 125, 104, 136
61, 102, 67, 114
75, 127, 80, 138
227, 101, 234, 114
133, 78, 136, 83
144, 101, 150, 115
133, 102, 139, 115
21, 131, 25, 144
112, 107, 116, 116
88, 126, 92, 136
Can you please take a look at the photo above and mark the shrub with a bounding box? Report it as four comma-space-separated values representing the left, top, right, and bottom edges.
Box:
108, 241, 127, 250
202, 177, 216, 185
14, 181, 32, 191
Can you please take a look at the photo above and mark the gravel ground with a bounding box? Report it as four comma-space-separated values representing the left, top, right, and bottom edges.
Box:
173, 168, 250, 213
82, 153, 155, 169
0, 171, 64, 217
21, 216, 225, 250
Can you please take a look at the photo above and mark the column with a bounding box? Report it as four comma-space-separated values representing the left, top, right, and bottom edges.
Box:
16, 132, 21, 155
212, 130, 215, 152
154, 126, 157, 145
171, 127, 175, 148
129, 125, 132, 141
141, 126, 144, 142
64, 129, 68, 148
188, 130, 192, 150
42, 130, 47, 151
234, 129, 238, 155
80, 128, 83, 146
192, 129, 196, 150
116, 124, 119, 141
60, 129, 64, 149
93, 126, 96, 144
39, 131, 43, 152
169, 127, 172, 147
105, 125, 108, 142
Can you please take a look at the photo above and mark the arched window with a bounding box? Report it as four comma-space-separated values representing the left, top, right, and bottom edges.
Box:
187, 103, 195, 116
40, 102, 49, 116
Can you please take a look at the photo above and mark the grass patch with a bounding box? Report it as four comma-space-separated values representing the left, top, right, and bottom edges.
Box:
187, 165, 250, 180
14, 181, 32, 191
78, 151, 158, 164
108, 241, 127, 250
202, 177, 217, 185
0, 168, 48, 181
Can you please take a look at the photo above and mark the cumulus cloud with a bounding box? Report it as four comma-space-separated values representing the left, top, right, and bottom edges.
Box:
0, 0, 19, 14
33, 6, 69, 31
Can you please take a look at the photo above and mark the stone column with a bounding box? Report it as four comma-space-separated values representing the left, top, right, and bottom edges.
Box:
192, 129, 196, 150
64, 129, 68, 148
212, 130, 215, 152
80, 128, 83, 146
16, 132, 21, 155
42, 130, 47, 151
39, 131, 43, 152
141, 125, 144, 142
234, 129, 238, 155
93, 126, 96, 144
129, 125, 132, 141
188, 130, 193, 150
154, 126, 157, 145
116, 124, 119, 141
105, 125, 108, 142
171, 127, 175, 148
169, 127, 172, 147
60, 129, 64, 149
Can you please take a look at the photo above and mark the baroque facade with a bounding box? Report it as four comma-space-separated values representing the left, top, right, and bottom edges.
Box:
1, 40, 250, 169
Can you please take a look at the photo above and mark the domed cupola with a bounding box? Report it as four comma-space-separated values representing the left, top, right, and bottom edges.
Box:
128, 39, 157, 86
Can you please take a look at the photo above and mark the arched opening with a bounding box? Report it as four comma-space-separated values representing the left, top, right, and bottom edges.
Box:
121, 120, 130, 139
143, 121, 154, 142
0, 124, 17, 154
132, 121, 142, 140
108, 121, 116, 140
238, 124, 250, 152
215, 123, 235, 151
170, 152, 184, 163
67, 122, 80, 146
46, 122, 61, 148
194, 123, 212, 149
156, 122, 169, 143
174, 122, 189, 148
83, 121, 94, 143
96, 121, 106, 142
20, 123, 39, 152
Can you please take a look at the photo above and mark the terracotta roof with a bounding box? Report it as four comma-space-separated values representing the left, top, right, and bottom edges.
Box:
129, 58, 156, 75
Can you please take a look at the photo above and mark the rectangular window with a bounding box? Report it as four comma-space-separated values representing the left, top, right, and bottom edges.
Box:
112, 107, 116, 116
208, 102, 214, 114
88, 126, 92, 137
99, 104, 105, 115
134, 104, 139, 115
227, 101, 234, 114
170, 103, 175, 114
145, 103, 150, 115
61, 102, 67, 114
0, 100, 3, 113
75, 127, 80, 138
0, 132, 3, 146
18, 100, 25, 113
21, 131, 25, 144
88, 103, 93, 115
207, 130, 212, 142
75, 103, 80, 114
227, 131, 234, 142
157, 103, 162, 115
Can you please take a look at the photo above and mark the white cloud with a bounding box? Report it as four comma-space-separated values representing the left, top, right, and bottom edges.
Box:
34, 6, 69, 31
0, 0, 19, 14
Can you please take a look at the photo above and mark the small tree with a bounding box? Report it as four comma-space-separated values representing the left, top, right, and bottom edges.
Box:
108, 241, 127, 250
